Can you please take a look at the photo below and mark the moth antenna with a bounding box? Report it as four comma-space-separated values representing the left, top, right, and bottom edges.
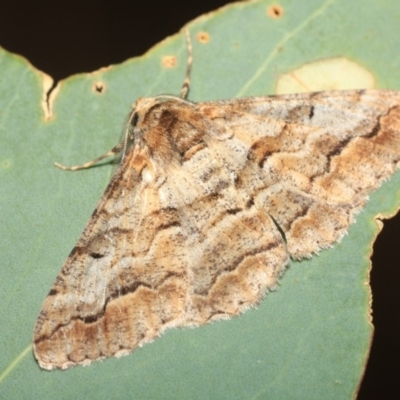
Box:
120, 106, 138, 165
54, 143, 123, 171
179, 28, 193, 100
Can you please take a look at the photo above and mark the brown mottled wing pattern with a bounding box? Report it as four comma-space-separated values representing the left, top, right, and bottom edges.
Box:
34, 89, 400, 369
196, 90, 400, 257
34, 144, 194, 369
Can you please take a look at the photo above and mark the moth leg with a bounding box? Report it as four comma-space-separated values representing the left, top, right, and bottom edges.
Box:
54, 143, 123, 171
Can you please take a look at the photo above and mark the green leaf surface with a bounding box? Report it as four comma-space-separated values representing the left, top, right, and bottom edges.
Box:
1, 0, 400, 398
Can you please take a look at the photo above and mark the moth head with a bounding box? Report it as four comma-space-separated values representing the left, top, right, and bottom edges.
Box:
127, 97, 178, 140
124, 96, 205, 167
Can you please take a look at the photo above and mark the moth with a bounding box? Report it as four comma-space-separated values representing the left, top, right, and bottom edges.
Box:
34, 30, 400, 369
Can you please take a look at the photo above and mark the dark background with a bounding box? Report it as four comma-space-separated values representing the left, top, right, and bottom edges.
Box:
1, 1, 398, 397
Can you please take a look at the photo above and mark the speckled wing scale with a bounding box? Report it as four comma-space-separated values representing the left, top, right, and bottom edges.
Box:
33, 29, 400, 369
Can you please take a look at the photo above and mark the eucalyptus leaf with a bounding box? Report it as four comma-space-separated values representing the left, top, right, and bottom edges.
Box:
1, 0, 400, 398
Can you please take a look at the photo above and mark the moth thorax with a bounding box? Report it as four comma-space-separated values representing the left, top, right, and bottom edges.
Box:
141, 166, 154, 182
